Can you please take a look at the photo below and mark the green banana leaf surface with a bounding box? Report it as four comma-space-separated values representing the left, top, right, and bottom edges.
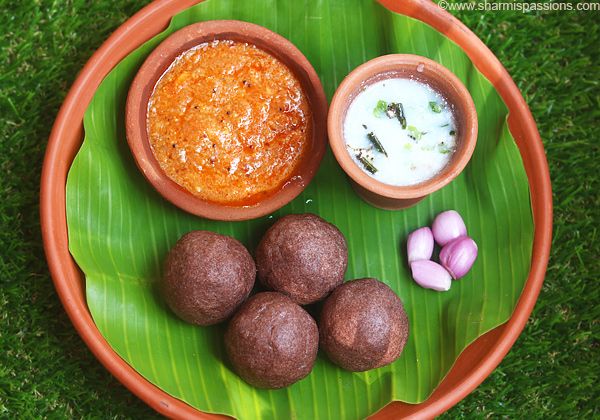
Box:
66, 0, 534, 418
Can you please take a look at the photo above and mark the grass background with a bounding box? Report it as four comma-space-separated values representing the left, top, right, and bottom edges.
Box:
0, 0, 597, 418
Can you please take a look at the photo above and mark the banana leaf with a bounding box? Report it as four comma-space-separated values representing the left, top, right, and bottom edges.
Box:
66, 0, 534, 418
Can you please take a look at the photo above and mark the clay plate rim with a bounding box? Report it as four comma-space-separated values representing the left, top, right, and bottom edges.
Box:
40, 0, 552, 418
328, 53, 478, 200
126, 19, 327, 221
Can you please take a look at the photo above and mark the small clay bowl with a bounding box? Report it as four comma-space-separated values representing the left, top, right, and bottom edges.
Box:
328, 54, 478, 210
126, 20, 327, 221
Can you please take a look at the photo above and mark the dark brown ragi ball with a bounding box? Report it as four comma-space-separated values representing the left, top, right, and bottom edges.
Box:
320, 278, 409, 372
162, 231, 255, 326
256, 213, 348, 305
225, 292, 319, 389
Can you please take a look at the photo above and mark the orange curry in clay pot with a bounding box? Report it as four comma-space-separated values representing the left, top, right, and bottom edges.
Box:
147, 40, 311, 206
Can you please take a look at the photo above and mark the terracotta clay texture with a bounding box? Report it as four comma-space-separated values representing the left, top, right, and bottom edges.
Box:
256, 213, 348, 305
320, 278, 410, 372
162, 231, 255, 326
41, 0, 552, 417
224, 292, 319, 389
328, 54, 478, 210
126, 20, 327, 221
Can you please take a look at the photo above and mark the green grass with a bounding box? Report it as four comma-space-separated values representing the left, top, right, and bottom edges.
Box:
0, 0, 597, 418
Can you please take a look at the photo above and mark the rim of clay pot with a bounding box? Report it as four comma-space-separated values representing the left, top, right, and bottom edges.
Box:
126, 20, 327, 221
328, 54, 478, 200
40, 0, 552, 418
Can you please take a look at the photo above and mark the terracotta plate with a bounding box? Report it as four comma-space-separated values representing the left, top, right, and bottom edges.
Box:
40, 0, 552, 418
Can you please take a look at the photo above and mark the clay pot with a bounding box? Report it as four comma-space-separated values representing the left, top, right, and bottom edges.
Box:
126, 20, 327, 221
328, 54, 478, 210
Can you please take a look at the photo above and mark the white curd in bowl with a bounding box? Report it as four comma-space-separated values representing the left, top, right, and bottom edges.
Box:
343, 77, 457, 186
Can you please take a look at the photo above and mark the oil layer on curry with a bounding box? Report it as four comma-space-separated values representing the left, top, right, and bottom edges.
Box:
147, 40, 311, 206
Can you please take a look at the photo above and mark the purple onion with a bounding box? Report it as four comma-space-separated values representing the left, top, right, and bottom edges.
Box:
432, 210, 467, 246
407, 227, 434, 263
410, 260, 452, 291
439, 236, 478, 279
